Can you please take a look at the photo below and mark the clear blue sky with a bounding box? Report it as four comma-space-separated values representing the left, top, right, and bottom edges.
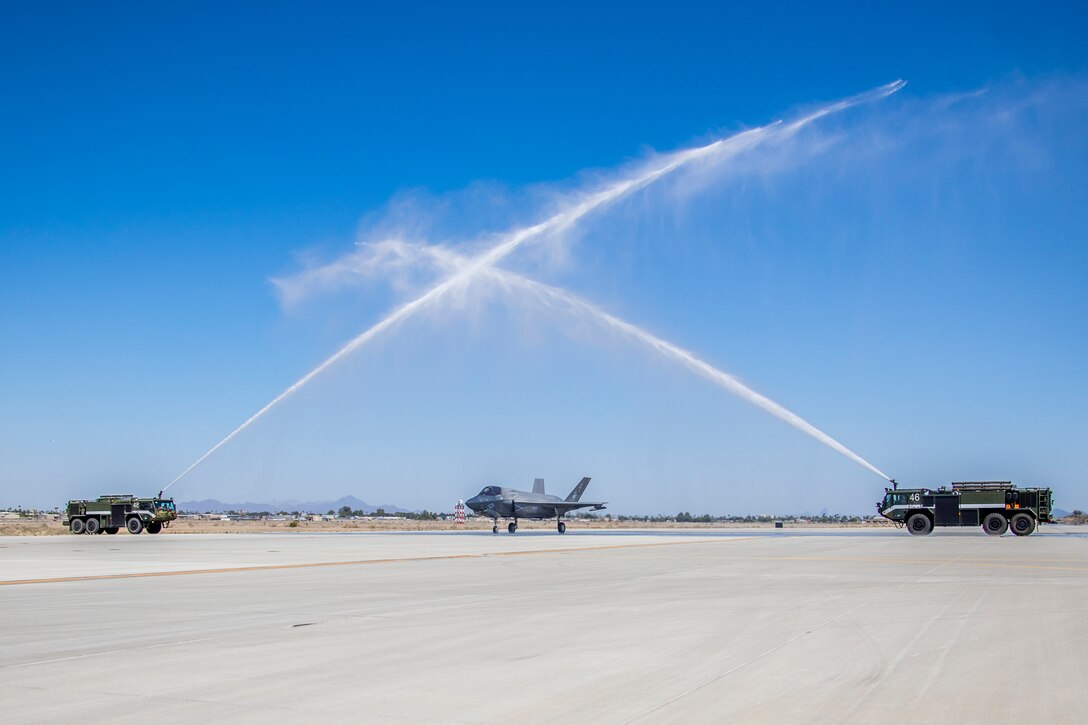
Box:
2, 1, 1086, 513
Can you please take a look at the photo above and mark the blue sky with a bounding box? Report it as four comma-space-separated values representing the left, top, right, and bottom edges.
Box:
2, 1, 1087, 513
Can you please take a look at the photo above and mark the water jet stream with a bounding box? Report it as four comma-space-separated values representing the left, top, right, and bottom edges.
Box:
482, 268, 890, 480
163, 81, 904, 492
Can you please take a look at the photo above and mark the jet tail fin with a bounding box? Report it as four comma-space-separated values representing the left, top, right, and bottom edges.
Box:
565, 477, 592, 502
533, 478, 545, 495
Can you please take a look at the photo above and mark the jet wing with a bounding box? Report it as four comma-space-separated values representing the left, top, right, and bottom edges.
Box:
550, 501, 607, 511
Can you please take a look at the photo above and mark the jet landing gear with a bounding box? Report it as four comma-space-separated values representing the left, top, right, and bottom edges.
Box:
557, 520, 566, 534
491, 519, 519, 534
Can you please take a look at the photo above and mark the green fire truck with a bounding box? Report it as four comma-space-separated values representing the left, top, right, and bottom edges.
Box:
64, 494, 177, 535
877, 481, 1053, 536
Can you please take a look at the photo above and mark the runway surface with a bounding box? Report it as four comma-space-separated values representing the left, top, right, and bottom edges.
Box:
3, 527, 1087, 723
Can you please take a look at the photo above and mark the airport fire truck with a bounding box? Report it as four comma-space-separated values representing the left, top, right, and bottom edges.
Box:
64, 494, 177, 535
877, 481, 1053, 536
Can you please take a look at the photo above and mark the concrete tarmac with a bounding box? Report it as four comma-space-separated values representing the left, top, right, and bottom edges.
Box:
2, 527, 1087, 723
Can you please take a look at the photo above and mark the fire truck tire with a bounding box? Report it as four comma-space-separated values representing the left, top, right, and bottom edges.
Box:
147, 522, 162, 534
982, 513, 1008, 536
906, 513, 933, 535
105, 527, 119, 535
84, 518, 100, 535
126, 517, 144, 535
70, 518, 85, 535
1010, 513, 1036, 536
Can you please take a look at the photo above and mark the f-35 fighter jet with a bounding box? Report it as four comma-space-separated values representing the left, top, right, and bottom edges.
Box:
465, 476, 606, 534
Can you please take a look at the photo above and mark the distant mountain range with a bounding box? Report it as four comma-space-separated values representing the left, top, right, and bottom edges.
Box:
177, 495, 407, 514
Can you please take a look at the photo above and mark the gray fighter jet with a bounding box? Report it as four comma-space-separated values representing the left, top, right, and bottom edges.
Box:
465, 477, 606, 534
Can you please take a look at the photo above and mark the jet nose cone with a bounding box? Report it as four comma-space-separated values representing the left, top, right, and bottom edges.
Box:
465, 496, 483, 512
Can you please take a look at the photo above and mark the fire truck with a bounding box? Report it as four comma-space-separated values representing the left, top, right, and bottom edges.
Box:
64, 494, 177, 535
877, 481, 1053, 536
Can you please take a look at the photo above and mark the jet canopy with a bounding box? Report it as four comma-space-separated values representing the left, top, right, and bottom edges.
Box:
479, 486, 501, 496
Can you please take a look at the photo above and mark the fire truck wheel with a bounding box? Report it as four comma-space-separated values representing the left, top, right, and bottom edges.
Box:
70, 518, 85, 535
126, 517, 144, 535
147, 522, 162, 534
906, 513, 932, 535
982, 513, 1008, 536
1010, 513, 1036, 536
105, 527, 119, 535
85, 518, 100, 535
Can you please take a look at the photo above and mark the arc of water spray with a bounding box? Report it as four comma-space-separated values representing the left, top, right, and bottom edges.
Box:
481, 268, 890, 480
162, 80, 905, 492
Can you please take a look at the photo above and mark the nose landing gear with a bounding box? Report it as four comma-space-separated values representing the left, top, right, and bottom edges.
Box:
557, 520, 566, 534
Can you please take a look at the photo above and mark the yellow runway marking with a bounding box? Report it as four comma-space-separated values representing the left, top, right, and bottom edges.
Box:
0, 536, 761, 587
3, 536, 1085, 587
